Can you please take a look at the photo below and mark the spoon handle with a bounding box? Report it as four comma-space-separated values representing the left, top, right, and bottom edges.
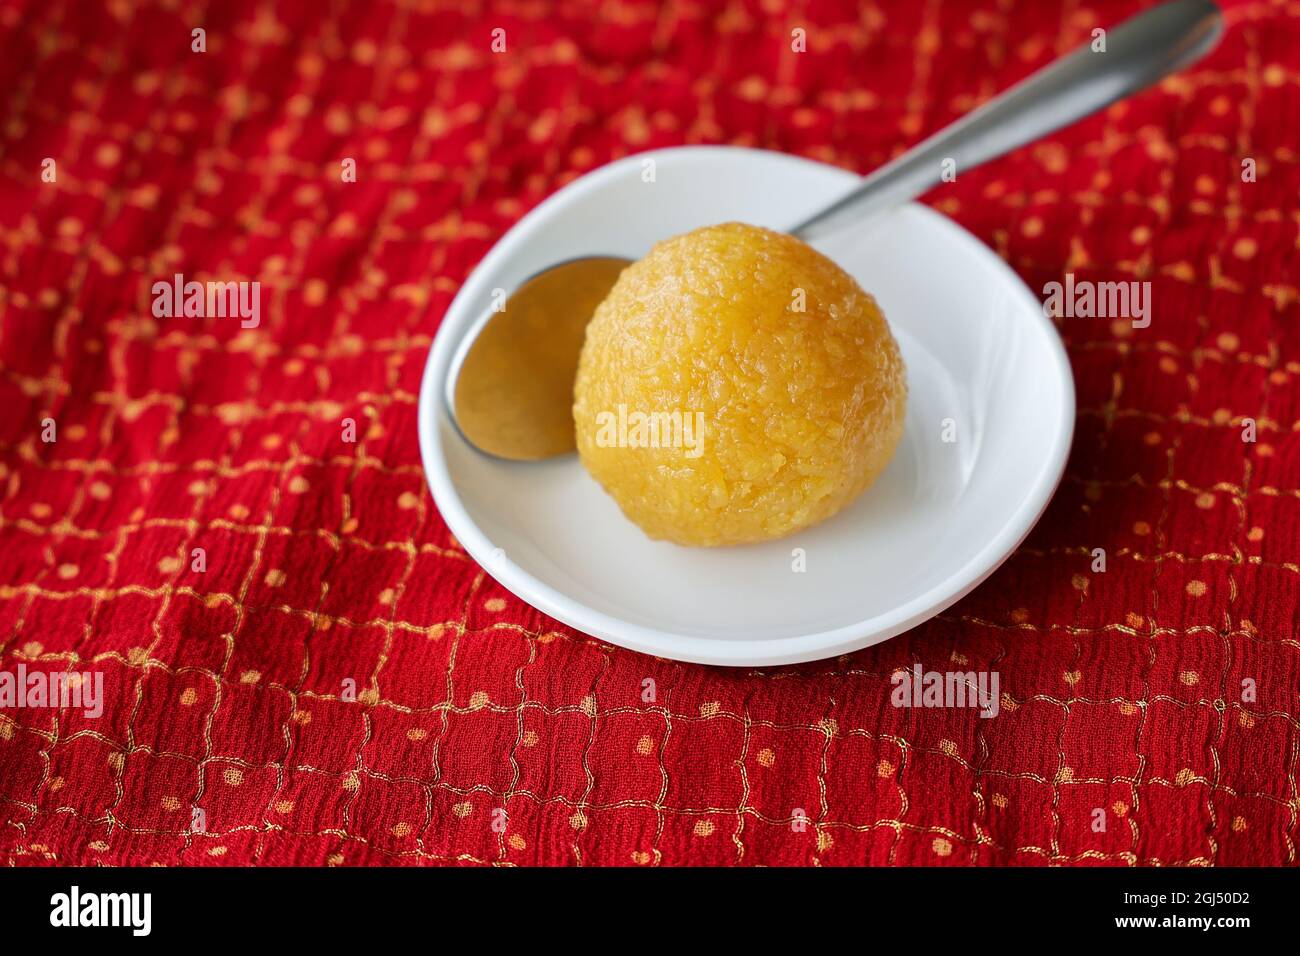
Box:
789, 0, 1223, 240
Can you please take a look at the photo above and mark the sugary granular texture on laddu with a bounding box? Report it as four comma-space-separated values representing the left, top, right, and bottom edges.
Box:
573, 222, 907, 546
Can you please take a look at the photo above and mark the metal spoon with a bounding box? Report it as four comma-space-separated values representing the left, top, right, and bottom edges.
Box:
448, 0, 1222, 461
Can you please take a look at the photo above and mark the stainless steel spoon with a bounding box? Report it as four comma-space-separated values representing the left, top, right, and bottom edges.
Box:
449, 0, 1222, 461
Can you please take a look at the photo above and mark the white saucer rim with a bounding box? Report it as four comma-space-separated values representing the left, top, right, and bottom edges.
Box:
416, 145, 1076, 667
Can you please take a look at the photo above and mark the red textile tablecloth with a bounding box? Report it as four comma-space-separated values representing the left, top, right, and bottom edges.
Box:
1, 0, 1298, 867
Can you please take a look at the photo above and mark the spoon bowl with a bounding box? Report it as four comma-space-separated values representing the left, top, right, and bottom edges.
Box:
448, 256, 629, 460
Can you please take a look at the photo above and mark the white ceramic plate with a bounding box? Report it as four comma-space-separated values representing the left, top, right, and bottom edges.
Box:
417, 146, 1074, 666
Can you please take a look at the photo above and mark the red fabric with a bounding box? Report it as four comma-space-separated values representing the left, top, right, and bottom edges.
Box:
1, 0, 1297, 867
